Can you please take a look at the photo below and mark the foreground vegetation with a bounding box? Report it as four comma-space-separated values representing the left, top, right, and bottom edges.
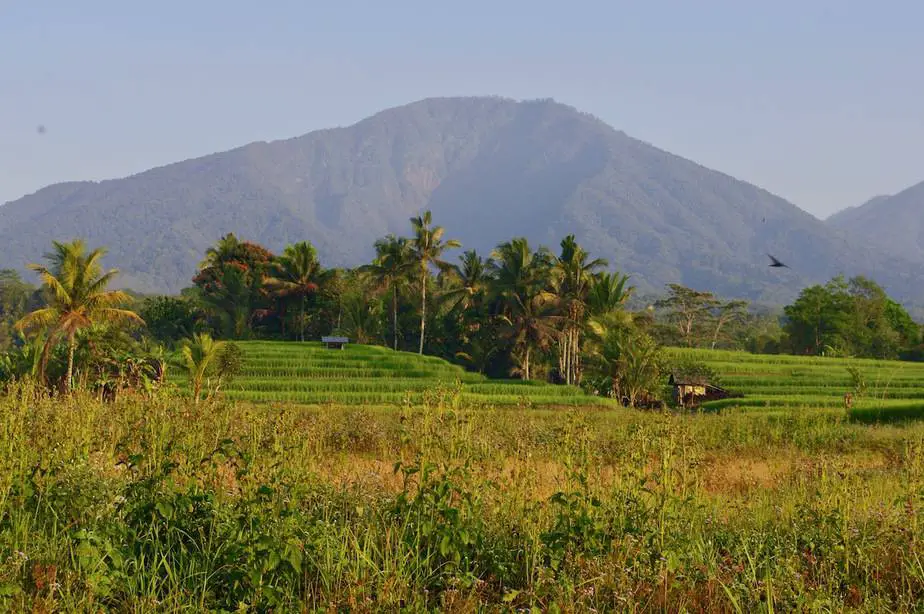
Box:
1, 388, 923, 611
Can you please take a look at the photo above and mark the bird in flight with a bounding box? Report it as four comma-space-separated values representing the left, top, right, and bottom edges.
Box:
767, 254, 789, 268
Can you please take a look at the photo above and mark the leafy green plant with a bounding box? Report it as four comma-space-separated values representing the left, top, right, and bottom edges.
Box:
847, 365, 867, 398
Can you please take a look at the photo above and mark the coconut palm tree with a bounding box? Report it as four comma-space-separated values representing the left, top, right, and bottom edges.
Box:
585, 320, 664, 407
490, 238, 559, 380
178, 333, 225, 405
409, 211, 461, 354
441, 250, 495, 314
199, 233, 242, 270
359, 235, 414, 350
15, 240, 143, 393
587, 271, 635, 317
337, 293, 384, 345
264, 241, 325, 341
551, 235, 607, 385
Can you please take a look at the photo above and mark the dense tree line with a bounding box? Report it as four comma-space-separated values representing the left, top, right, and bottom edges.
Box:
1, 210, 921, 403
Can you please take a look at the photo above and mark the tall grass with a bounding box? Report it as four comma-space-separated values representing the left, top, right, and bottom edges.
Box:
1, 384, 923, 610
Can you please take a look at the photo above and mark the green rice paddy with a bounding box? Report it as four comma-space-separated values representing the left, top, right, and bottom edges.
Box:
169, 341, 614, 407
168, 341, 924, 417
668, 348, 924, 420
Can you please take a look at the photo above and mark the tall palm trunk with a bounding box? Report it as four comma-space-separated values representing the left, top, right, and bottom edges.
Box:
418, 269, 427, 354
193, 376, 203, 405
392, 284, 399, 351
558, 322, 581, 386
572, 328, 582, 384
66, 334, 76, 394
524, 345, 531, 381
558, 333, 568, 385
300, 296, 306, 342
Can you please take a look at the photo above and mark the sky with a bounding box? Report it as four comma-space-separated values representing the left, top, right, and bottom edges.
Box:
1, 1, 922, 219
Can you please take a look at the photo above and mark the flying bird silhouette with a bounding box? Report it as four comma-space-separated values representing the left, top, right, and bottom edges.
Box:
767, 254, 789, 268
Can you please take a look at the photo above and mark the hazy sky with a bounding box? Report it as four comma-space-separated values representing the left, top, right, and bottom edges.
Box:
2, 1, 922, 218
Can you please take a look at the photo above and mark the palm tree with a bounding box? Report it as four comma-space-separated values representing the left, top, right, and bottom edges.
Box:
178, 333, 225, 405
490, 238, 559, 380
264, 241, 324, 341
337, 293, 384, 345
585, 320, 663, 407
15, 240, 143, 393
441, 250, 495, 314
409, 211, 461, 354
587, 271, 635, 316
551, 235, 607, 385
359, 235, 414, 350
199, 233, 241, 271
198, 264, 254, 338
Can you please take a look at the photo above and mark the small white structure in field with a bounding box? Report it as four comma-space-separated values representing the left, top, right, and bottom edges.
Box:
321, 336, 350, 350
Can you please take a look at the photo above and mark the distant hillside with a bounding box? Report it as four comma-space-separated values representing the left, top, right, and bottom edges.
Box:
827, 181, 924, 264
826, 195, 891, 227
1, 96, 922, 304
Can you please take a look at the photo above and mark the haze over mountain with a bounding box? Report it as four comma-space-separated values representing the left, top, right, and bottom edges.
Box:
1, 96, 921, 304
827, 182, 924, 263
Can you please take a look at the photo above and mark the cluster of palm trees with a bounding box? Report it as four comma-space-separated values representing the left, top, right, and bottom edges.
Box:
360, 212, 636, 384
9, 213, 652, 397
191, 234, 332, 342
360, 211, 461, 355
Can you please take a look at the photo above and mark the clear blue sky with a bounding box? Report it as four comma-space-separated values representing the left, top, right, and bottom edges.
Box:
2, 1, 922, 218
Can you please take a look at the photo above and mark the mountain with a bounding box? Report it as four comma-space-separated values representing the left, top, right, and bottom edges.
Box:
826, 195, 891, 227
1, 96, 922, 304
827, 181, 924, 263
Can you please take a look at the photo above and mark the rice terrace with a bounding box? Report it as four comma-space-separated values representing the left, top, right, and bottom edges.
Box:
4, 8, 924, 610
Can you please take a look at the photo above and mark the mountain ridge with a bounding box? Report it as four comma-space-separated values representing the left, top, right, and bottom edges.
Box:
1, 96, 921, 305
826, 181, 924, 264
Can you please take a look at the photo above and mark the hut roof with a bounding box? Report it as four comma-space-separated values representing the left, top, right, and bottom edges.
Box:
668, 372, 709, 386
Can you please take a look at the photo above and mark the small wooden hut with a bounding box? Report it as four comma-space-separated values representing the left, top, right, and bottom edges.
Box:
668, 373, 730, 408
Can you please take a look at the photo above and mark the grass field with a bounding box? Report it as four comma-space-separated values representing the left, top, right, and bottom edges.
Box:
169, 341, 615, 407
1, 386, 923, 611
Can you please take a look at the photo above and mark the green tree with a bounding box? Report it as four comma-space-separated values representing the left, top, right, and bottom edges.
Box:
0, 269, 35, 350
15, 240, 143, 393
140, 295, 205, 344
709, 299, 749, 350
193, 236, 275, 338
441, 250, 495, 314
551, 235, 607, 385
784, 279, 850, 355
360, 235, 414, 350
490, 238, 559, 380
178, 333, 242, 405
265, 241, 325, 342
654, 284, 720, 347
199, 233, 243, 270
587, 271, 634, 317
337, 292, 384, 345
586, 316, 665, 407
409, 211, 461, 354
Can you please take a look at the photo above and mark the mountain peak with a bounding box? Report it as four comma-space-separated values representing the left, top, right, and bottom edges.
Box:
0, 96, 921, 304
